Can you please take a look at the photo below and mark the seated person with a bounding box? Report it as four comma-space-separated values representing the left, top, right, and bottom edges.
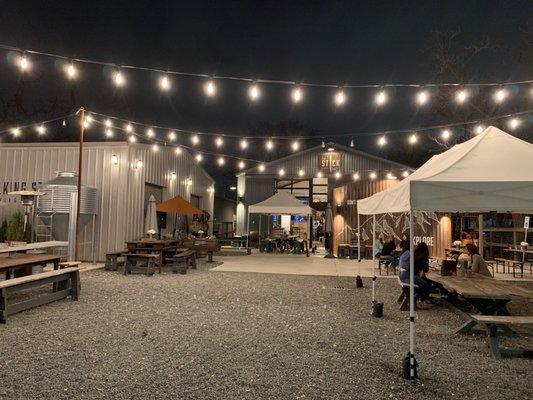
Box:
375, 234, 384, 257
466, 243, 492, 277
398, 242, 431, 303
380, 236, 397, 267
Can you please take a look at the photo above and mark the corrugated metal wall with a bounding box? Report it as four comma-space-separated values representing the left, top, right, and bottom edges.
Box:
0, 142, 214, 261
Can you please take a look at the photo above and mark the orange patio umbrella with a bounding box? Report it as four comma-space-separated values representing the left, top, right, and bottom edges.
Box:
156, 195, 204, 215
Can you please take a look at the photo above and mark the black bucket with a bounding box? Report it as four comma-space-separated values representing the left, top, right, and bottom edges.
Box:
355, 275, 364, 288
372, 302, 383, 318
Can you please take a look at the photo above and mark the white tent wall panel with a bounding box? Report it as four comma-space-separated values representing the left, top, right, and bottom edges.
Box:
0, 142, 214, 261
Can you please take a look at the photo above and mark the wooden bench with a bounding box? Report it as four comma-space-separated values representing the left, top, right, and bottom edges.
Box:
337, 244, 350, 259
59, 261, 81, 269
123, 253, 158, 276
105, 251, 125, 271
0, 267, 80, 323
493, 258, 524, 276
171, 250, 197, 274
348, 245, 359, 260
467, 315, 533, 359
397, 277, 419, 311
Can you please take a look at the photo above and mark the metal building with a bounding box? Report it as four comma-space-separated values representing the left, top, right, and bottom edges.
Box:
0, 142, 215, 261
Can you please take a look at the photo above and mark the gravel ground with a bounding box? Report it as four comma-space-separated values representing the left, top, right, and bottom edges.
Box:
0, 264, 532, 400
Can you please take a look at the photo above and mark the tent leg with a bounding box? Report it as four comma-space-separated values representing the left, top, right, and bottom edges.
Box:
372, 215, 376, 261
258, 215, 262, 249
307, 213, 310, 257
246, 212, 250, 249
478, 214, 484, 258
357, 211, 361, 260
406, 210, 418, 379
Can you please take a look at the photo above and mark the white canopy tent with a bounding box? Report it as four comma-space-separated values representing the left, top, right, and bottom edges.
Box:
357, 126, 533, 379
247, 191, 314, 255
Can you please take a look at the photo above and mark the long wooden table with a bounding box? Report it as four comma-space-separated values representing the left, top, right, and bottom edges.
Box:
0, 241, 68, 254
0, 254, 62, 278
427, 271, 533, 333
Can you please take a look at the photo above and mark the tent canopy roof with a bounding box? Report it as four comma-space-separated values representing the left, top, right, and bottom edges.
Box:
156, 195, 203, 215
358, 126, 533, 214
249, 191, 314, 215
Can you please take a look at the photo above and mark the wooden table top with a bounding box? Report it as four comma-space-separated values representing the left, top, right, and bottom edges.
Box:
504, 248, 533, 255
0, 241, 68, 254
126, 240, 178, 246
427, 272, 533, 301
0, 254, 61, 270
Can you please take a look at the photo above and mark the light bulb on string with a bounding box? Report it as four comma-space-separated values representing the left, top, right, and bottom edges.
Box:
105, 119, 112, 128
83, 120, 90, 129
217, 157, 225, 166
375, 90, 387, 106
278, 168, 285, 177
258, 164, 265, 172
65, 62, 77, 79
18, 54, 30, 72
350, 139, 354, 148
129, 135, 136, 143
377, 136, 387, 147
334, 171, 341, 180
386, 172, 397, 180
334, 89, 346, 106
146, 128, 155, 138
168, 131, 177, 141
105, 129, 114, 138
159, 75, 171, 91
265, 140, 274, 150
416, 90, 429, 105
248, 84, 260, 101
321, 141, 325, 148
369, 171, 377, 180
240, 139, 248, 150
508, 117, 521, 130
215, 137, 224, 147
493, 88, 507, 103
402, 171, 410, 178
35, 124, 46, 135
408, 133, 418, 145
298, 169, 305, 177
291, 141, 300, 152
195, 153, 203, 162
352, 172, 360, 181
204, 80, 216, 97
114, 70, 125, 87
474, 125, 485, 135
11, 127, 21, 137
291, 86, 303, 103
62, 119, 66, 127
86, 115, 93, 123
152, 144, 159, 152
125, 123, 133, 133
191, 135, 200, 145
175, 147, 182, 155
440, 129, 452, 141
455, 89, 469, 104
316, 171, 323, 178
238, 161, 246, 170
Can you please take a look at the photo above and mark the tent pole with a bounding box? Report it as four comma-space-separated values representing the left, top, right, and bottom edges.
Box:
408, 210, 416, 379
258, 215, 262, 249
357, 210, 361, 260
478, 214, 484, 258
246, 212, 250, 249
372, 215, 376, 261
307, 213, 310, 257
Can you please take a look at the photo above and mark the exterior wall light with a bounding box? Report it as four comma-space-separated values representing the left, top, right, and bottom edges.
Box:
111, 154, 119, 165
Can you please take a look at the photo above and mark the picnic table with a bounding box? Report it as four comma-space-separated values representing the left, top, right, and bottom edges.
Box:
427, 271, 533, 333
0, 253, 62, 278
0, 241, 68, 254
126, 240, 179, 273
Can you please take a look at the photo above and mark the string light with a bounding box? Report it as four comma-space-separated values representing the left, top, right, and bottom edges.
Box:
258, 164, 265, 172
298, 169, 305, 177
350, 139, 354, 148
114, 70, 125, 87
377, 136, 387, 147
375, 90, 387, 106
291, 87, 303, 103
455, 89, 469, 104
105, 119, 112, 128
369, 171, 377, 180
493, 88, 507, 103
86, 115, 93, 123
152, 144, 159, 152
402, 171, 410, 178
334, 171, 341, 179
278, 168, 285, 176
168, 131, 177, 141
129, 135, 136, 143
105, 129, 114, 138
334, 89, 346, 106
291, 141, 300, 151
159, 75, 171, 91
195, 153, 203, 162
474, 125, 485, 135
125, 123, 133, 133
217, 157, 225, 166
352, 172, 360, 181
440, 129, 451, 141
265, 139, 274, 150
215, 137, 224, 147
11, 127, 20, 137
416, 90, 429, 105
248, 84, 260, 101
386, 172, 397, 180
408, 133, 418, 144
191, 135, 200, 145
146, 128, 155, 138
204, 80, 216, 97
65, 62, 77, 79
35, 124, 46, 135
317, 171, 323, 178
83, 120, 90, 129
238, 161, 245, 170
18, 54, 30, 72
175, 147, 182, 155
240, 139, 248, 150
508, 118, 521, 130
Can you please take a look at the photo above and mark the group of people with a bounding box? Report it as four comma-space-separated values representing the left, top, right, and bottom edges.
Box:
374, 232, 492, 306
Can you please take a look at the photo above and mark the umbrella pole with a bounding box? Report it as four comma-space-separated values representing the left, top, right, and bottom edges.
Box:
373, 215, 376, 261
406, 210, 418, 379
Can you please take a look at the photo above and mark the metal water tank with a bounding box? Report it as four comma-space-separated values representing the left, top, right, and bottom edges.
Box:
38, 171, 98, 214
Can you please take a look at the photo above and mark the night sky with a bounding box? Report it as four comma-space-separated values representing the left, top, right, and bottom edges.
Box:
0, 0, 531, 197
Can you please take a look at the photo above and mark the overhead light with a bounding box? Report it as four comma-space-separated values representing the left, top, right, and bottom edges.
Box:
265, 140, 274, 150
334, 171, 341, 179
125, 123, 133, 133
204, 80, 216, 97
65, 62, 77, 79
217, 157, 225, 166
35, 124, 46, 135
369, 171, 377, 180
240, 139, 248, 150
146, 128, 155, 138
440, 129, 452, 141
375, 90, 387, 106
11, 127, 21, 137
195, 154, 203, 162
316, 171, 323, 178
352, 172, 360, 180
248, 84, 260, 101
258, 164, 265, 172
291, 87, 303, 103
152, 144, 159, 152
408, 133, 418, 144
416, 90, 429, 105
350, 139, 354, 147
474, 125, 485, 135
230, 186, 237, 191
238, 161, 246, 170
386, 172, 397, 180
18, 54, 30, 72
128, 135, 136, 143
175, 147, 182, 155
291, 141, 300, 151
298, 169, 305, 177
105, 119, 112, 128
508, 118, 521, 130
168, 131, 177, 141
105, 129, 113, 138
191, 135, 200, 145
159, 75, 172, 91
114, 70, 125, 87
402, 171, 410, 178
334, 90, 346, 106
493, 88, 507, 103
215, 137, 224, 147
377, 136, 387, 147
278, 168, 285, 176
455, 89, 469, 104
111, 154, 119, 165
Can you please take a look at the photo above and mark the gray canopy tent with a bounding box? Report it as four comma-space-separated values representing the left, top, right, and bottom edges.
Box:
357, 126, 533, 379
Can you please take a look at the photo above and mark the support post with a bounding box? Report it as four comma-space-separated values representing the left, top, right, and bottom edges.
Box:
372, 215, 376, 261
478, 214, 484, 258
75, 107, 86, 261
407, 210, 417, 379
357, 210, 361, 260
246, 212, 250, 248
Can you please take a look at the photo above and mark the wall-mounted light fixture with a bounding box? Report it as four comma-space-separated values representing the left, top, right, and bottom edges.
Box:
135, 160, 143, 169
170, 171, 177, 180
186, 178, 192, 186
111, 154, 119, 165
